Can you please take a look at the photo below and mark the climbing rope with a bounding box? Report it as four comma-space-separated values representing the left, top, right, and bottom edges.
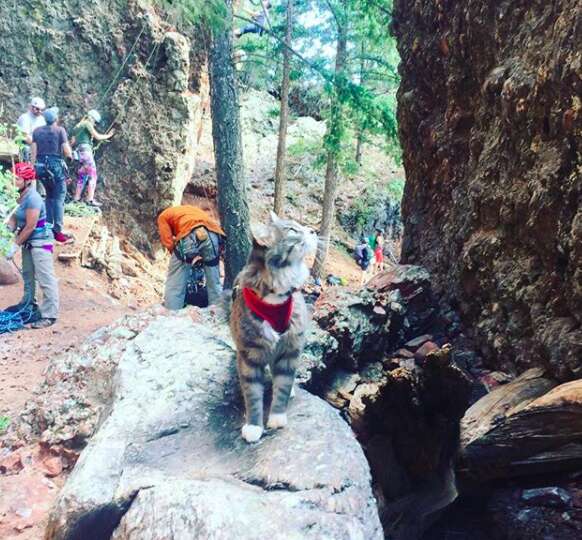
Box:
97, 22, 148, 110
0, 261, 37, 334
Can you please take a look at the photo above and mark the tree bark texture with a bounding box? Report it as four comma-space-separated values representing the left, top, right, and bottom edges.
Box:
209, 0, 252, 288
355, 43, 366, 165
273, 0, 294, 216
312, 3, 348, 279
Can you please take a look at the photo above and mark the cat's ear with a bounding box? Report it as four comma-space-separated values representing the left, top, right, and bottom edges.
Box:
269, 211, 281, 225
251, 224, 272, 247
252, 236, 267, 249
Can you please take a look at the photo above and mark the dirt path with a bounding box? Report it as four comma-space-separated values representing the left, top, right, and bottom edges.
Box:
0, 244, 158, 539
0, 256, 147, 421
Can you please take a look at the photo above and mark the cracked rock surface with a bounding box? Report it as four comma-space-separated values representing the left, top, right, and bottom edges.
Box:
44, 308, 382, 540
392, 0, 581, 380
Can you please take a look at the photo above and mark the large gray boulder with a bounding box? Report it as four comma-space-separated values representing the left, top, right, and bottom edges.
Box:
45, 309, 382, 540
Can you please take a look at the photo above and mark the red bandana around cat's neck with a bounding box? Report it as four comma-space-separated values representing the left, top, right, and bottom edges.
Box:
242, 288, 294, 333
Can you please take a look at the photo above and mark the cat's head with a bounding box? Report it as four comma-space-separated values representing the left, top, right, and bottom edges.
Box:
248, 212, 317, 293
253, 212, 317, 261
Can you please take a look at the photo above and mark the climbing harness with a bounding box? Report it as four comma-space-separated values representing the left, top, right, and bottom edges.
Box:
185, 263, 208, 308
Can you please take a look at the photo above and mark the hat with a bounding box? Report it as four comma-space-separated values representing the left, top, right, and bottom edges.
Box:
30, 97, 46, 110
43, 107, 59, 125
88, 109, 102, 123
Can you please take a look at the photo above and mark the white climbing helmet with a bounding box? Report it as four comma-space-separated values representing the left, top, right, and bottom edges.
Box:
30, 97, 46, 110
88, 109, 102, 123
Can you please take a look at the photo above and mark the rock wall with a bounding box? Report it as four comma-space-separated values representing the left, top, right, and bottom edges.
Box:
392, 1, 581, 380
0, 0, 205, 251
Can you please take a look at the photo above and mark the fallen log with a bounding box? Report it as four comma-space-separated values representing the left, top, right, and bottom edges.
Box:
460, 369, 582, 480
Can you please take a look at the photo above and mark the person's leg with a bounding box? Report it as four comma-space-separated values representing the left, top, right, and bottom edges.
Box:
199, 231, 223, 305
83, 150, 98, 203
74, 168, 85, 201
237, 24, 261, 37
163, 252, 189, 310
85, 172, 98, 203
31, 247, 59, 319
52, 178, 66, 235
20, 247, 36, 306
40, 176, 56, 230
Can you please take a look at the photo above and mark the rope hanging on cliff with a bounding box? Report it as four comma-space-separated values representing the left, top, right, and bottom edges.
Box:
98, 39, 163, 141
97, 22, 148, 110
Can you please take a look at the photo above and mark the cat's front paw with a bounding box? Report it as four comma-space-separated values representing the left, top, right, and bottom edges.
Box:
289, 385, 296, 399
267, 413, 288, 429
241, 424, 264, 443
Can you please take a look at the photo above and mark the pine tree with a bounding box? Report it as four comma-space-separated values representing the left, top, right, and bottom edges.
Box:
273, 0, 294, 216
160, 0, 252, 286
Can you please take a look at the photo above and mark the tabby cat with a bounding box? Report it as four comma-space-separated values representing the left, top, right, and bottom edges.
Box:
230, 212, 318, 443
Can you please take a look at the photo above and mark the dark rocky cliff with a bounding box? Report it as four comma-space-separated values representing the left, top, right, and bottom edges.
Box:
392, 0, 581, 380
0, 0, 205, 251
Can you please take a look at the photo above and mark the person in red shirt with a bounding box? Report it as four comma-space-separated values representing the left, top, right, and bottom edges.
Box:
157, 205, 225, 309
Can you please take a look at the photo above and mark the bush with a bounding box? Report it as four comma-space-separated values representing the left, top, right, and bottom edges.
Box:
0, 167, 18, 257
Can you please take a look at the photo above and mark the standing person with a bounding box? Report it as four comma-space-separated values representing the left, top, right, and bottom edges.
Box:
31, 107, 73, 244
5, 163, 59, 329
354, 237, 373, 285
16, 97, 46, 162
158, 205, 225, 309
71, 110, 114, 206
373, 229, 385, 274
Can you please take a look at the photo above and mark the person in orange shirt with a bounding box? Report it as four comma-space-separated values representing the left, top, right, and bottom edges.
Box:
157, 205, 225, 309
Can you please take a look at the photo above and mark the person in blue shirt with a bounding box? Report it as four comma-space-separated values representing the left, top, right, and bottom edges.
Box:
5, 163, 59, 328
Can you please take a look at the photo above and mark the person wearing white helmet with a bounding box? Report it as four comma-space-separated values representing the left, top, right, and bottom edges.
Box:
16, 97, 47, 161
71, 109, 115, 207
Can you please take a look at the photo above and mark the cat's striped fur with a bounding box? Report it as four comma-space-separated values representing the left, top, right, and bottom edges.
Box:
230, 212, 317, 443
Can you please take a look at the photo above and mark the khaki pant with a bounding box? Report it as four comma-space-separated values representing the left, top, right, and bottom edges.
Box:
21, 246, 59, 319
163, 230, 222, 310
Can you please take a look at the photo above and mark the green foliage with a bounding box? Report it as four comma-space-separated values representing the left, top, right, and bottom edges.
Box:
0, 169, 18, 257
288, 133, 322, 160
0, 416, 9, 434
0, 125, 19, 257
156, 0, 228, 29
64, 201, 101, 217
267, 105, 280, 118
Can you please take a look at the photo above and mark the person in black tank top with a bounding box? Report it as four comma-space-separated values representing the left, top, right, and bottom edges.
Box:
31, 107, 73, 244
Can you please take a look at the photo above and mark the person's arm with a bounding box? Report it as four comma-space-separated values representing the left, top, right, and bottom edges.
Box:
30, 142, 37, 164
62, 141, 73, 159
87, 122, 115, 141
17, 116, 33, 144
15, 207, 40, 245
60, 128, 73, 158
157, 212, 175, 251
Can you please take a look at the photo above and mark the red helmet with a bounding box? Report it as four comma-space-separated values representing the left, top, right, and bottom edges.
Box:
13, 162, 36, 181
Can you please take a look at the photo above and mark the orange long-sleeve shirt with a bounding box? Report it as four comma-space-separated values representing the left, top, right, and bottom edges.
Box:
157, 205, 225, 251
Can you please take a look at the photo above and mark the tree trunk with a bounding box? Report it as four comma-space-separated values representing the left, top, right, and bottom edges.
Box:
355, 42, 366, 165
355, 130, 364, 165
209, 0, 252, 288
312, 4, 348, 279
273, 0, 294, 216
